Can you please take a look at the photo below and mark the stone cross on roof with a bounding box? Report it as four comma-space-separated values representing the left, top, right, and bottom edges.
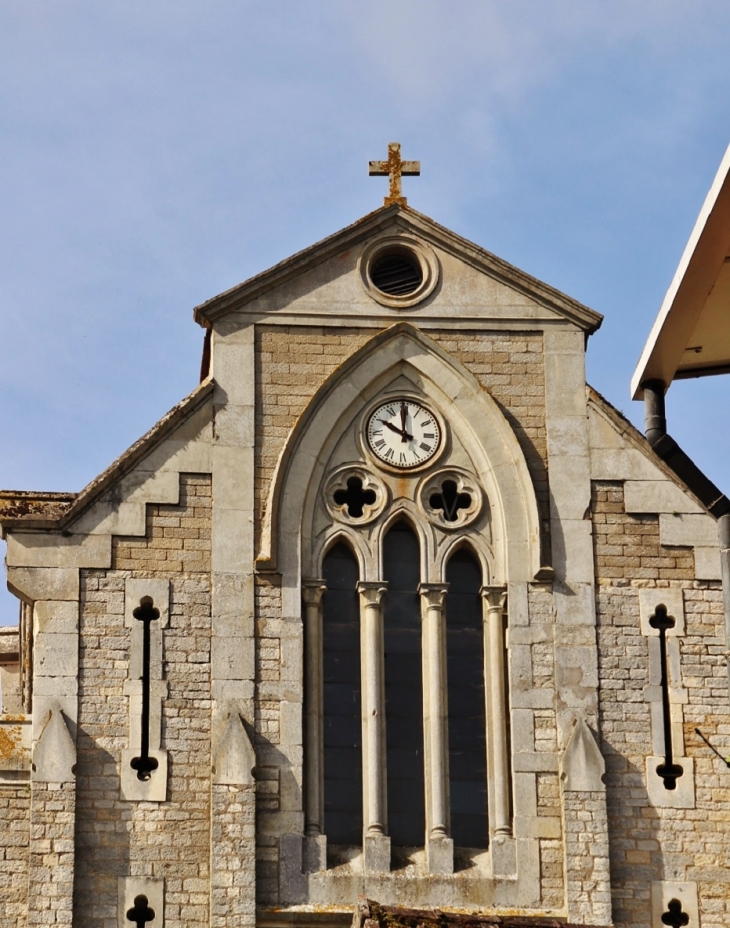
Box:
369, 142, 420, 207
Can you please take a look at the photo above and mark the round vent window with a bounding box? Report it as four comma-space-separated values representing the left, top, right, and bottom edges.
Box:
359, 236, 440, 308
370, 250, 423, 296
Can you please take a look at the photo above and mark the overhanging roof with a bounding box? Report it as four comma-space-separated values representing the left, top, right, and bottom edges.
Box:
632, 141, 730, 398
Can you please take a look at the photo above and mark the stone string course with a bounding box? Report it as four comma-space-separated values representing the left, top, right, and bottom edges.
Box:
593, 481, 730, 928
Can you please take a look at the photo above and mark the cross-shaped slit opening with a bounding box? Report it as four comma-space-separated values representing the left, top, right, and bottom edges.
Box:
661, 899, 689, 927
429, 480, 472, 522
333, 476, 377, 518
126, 894, 155, 926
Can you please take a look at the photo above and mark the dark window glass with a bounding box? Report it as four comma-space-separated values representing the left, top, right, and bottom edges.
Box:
322, 543, 362, 845
383, 521, 425, 846
446, 547, 488, 848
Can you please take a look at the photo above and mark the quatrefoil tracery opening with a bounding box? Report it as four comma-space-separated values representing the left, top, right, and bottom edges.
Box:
333, 476, 377, 519
429, 479, 472, 523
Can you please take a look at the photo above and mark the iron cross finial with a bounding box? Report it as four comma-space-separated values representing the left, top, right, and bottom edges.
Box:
369, 142, 420, 206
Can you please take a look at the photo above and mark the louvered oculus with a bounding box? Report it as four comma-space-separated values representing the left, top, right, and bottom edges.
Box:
370, 250, 423, 296
366, 399, 441, 469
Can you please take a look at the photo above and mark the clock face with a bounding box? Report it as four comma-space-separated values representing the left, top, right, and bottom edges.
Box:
366, 399, 441, 470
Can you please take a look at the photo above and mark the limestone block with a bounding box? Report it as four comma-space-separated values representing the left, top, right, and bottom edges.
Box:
118, 878, 164, 928
35, 632, 78, 677
211, 635, 253, 680
6, 531, 111, 569
545, 356, 586, 418
695, 544, 721, 580
507, 581, 529, 627
212, 444, 254, 509
659, 511, 718, 547
279, 833, 306, 903
639, 588, 685, 637
553, 580, 596, 627
645, 756, 695, 808
34, 600, 78, 635
212, 711, 256, 786
650, 881, 698, 928
212, 507, 254, 574
134, 437, 212, 475
560, 716, 605, 792
588, 406, 629, 450
624, 480, 703, 515
213, 403, 255, 448
590, 447, 663, 481
512, 752, 559, 773
7, 566, 79, 602
120, 749, 168, 801
550, 519, 594, 584
124, 578, 170, 629
490, 834, 516, 878
212, 337, 256, 406
547, 454, 591, 521
510, 709, 535, 753
74, 470, 181, 536
424, 836, 453, 876
546, 416, 589, 457
363, 832, 391, 873
32, 702, 76, 783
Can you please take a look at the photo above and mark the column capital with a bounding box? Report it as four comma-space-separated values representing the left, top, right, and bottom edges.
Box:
481, 584, 507, 612
418, 583, 449, 609
357, 581, 388, 607
302, 579, 327, 607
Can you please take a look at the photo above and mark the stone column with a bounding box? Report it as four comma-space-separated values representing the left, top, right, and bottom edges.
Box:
357, 581, 390, 872
419, 583, 453, 874
482, 585, 511, 838
301, 580, 327, 871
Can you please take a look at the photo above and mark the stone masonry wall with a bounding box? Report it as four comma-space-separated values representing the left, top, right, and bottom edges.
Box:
254, 574, 284, 905
433, 331, 549, 558
0, 785, 30, 927
254, 326, 373, 548
73, 474, 212, 928
593, 481, 730, 928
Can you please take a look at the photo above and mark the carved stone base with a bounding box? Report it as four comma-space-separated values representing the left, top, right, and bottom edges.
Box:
364, 832, 391, 873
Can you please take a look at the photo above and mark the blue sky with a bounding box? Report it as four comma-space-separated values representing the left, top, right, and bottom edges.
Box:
2, 1, 730, 623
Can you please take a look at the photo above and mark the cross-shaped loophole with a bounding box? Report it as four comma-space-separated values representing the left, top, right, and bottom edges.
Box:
333, 476, 376, 518
649, 603, 676, 631
126, 894, 155, 926
429, 480, 472, 522
661, 899, 689, 928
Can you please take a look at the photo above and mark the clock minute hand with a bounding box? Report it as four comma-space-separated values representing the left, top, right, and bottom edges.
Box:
380, 419, 413, 441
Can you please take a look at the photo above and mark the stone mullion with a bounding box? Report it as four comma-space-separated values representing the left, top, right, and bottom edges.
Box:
301, 581, 327, 841
419, 583, 453, 875
357, 581, 390, 872
482, 585, 510, 838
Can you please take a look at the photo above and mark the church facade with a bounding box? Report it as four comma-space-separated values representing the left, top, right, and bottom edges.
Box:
1, 155, 729, 928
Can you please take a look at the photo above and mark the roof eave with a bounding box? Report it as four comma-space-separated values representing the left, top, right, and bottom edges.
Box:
631, 140, 730, 399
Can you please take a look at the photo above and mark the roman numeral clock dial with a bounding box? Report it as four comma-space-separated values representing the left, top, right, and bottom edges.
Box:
366, 399, 442, 469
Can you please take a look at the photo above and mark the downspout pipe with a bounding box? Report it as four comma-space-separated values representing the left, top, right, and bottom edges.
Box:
643, 379, 730, 696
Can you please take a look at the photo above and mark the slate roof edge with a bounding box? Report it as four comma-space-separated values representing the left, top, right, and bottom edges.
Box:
586, 384, 719, 518
193, 204, 603, 334
0, 378, 215, 536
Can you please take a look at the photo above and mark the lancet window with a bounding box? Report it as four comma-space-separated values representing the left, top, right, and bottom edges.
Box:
303, 464, 510, 868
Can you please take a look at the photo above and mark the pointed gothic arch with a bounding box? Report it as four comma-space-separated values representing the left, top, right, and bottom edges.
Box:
258, 322, 541, 587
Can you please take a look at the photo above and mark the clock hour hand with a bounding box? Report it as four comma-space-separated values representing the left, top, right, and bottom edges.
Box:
380, 419, 413, 441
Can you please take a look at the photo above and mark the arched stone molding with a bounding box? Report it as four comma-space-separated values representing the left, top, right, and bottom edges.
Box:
258, 323, 541, 590
438, 534, 493, 586
312, 528, 371, 581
